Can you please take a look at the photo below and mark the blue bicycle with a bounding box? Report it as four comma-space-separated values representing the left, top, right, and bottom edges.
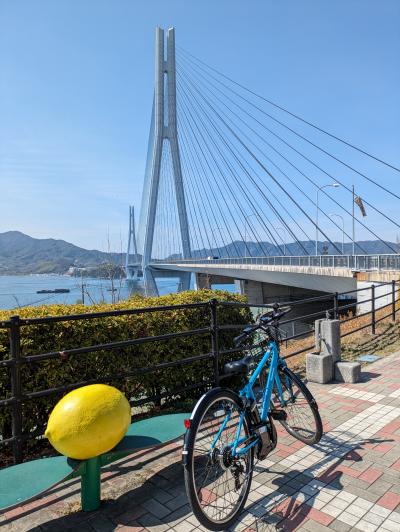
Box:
183, 304, 323, 530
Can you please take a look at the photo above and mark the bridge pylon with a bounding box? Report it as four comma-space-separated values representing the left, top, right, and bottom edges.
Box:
137, 26, 191, 295
125, 205, 139, 282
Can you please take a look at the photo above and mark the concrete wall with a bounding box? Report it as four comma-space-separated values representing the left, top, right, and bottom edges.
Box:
235, 279, 327, 305
356, 281, 395, 314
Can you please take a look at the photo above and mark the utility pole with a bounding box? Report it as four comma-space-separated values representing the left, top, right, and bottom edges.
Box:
80, 272, 85, 305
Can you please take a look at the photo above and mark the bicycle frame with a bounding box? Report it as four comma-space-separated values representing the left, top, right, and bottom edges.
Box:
211, 339, 288, 458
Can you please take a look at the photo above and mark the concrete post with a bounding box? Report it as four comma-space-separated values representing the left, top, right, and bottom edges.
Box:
307, 317, 361, 383
320, 319, 341, 363
306, 318, 340, 384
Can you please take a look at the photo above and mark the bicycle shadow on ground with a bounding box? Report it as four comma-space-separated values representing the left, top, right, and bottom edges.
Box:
239, 431, 393, 532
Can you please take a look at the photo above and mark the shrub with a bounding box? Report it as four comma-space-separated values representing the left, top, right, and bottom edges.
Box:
0, 289, 251, 461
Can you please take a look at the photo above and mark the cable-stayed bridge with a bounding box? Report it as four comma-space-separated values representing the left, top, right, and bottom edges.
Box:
127, 27, 400, 306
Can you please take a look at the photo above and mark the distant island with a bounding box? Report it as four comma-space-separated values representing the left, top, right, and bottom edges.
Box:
0, 230, 397, 276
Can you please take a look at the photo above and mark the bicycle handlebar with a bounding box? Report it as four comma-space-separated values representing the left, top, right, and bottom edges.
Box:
233, 304, 292, 346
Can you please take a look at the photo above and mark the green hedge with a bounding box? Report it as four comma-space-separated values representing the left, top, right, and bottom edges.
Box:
0, 289, 251, 461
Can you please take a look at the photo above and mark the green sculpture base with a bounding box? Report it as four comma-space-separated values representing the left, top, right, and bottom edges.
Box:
0, 412, 189, 512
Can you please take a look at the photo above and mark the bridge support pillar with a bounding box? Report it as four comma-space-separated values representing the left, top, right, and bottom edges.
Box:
236, 280, 264, 306
143, 267, 159, 296
177, 272, 191, 292
196, 273, 211, 290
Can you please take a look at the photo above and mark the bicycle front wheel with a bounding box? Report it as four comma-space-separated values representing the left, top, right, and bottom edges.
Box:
183, 388, 254, 531
273, 367, 323, 444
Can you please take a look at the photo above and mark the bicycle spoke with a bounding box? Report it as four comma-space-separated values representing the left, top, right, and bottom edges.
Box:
274, 370, 320, 442
190, 395, 253, 525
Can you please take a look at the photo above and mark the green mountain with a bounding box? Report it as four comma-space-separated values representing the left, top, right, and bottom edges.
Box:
0, 231, 125, 275
0, 230, 397, 276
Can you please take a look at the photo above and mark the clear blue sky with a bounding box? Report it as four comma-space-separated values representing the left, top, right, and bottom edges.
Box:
0, 0, 399, 251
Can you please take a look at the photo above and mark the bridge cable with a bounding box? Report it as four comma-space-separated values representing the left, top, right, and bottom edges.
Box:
178, 70, 339, 254
177, 113, 228, 257
178, 55, 400, 244
180, 154, 207, 257
179, 80, 284, 256
181, 64, 369, 255
177, 91, 247, 257
178, 52, 400, 229
178, 79, 273, 256
178, 73, 300, 255
179, 71, 342, 256
178, 46, 400, 176
181, 154, 214, 257
179, 121, 230, 258
179, 72, 311, 256
180, 147, 214, 257
178, 122, 219, 256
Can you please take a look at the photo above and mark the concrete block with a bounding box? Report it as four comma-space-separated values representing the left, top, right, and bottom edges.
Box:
335, 361, 361, 383
321, 319, 341, 362
306, 352, 333, 384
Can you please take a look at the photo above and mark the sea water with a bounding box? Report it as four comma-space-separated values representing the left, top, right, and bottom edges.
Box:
0, 275, 236, 310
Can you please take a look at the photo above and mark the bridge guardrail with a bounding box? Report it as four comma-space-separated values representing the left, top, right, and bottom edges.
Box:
152, 253, 400, 271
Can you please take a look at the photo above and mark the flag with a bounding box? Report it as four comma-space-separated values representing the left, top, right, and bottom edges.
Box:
354, 195, 367, 217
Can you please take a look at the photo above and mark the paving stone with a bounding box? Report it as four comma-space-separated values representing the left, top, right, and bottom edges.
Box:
87, 514, 116, 532
140, 498, 171, 520
328, 519, 352, 532
300, 519, 333, 531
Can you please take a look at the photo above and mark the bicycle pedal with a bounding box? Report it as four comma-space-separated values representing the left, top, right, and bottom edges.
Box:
270, 409, 287, 421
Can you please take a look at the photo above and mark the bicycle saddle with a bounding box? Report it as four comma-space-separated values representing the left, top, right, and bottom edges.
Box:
224, 356, 252, 376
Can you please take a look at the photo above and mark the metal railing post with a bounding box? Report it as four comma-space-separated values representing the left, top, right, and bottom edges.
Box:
371, 284, 376, 335
210, 299, 219, 386
333, 292, 339, 319
10, 315, 23, 463
392, 280, 397, 322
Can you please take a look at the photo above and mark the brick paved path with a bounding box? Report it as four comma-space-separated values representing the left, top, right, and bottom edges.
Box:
2, 352, 400, 532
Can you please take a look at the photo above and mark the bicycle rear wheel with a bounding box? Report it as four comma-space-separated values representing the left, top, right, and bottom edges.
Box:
273, 367, 323, 444
183, 388, 254, 531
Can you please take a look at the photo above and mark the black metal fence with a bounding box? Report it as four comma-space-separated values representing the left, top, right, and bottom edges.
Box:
1, 280, 399, 465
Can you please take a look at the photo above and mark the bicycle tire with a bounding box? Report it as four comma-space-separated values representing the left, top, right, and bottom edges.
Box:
183, 388, 254, 531
274, 366, 323, 444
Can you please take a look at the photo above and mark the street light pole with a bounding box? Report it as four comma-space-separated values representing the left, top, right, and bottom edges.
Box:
316, 183, 340, 255
329, 213, 345, 254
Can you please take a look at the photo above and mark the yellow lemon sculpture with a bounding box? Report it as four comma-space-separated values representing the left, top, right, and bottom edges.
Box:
45, 384, 131, 460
